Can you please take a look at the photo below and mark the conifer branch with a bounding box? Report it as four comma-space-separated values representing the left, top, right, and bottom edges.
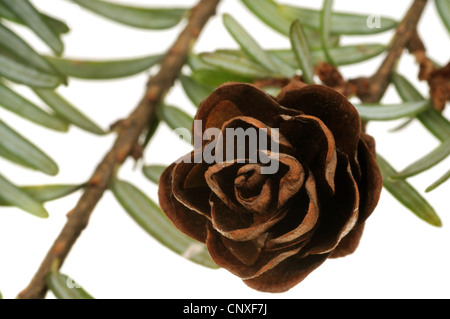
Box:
18, 0, 221, 299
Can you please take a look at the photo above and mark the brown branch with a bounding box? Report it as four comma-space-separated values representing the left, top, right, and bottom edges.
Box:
406, 30, 436, 81
316, 62, 356, 98
351, 0, 429, 103
407, 31, 450, 112
18, 0, 221, 299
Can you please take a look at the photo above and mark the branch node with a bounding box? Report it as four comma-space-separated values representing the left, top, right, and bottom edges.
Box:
52, 242, 67, 257
145, 85, 161, 102
89, 174, 103, 187
109, 119, 130, 133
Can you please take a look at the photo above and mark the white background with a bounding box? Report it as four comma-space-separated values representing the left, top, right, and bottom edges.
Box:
0, 0, 449, 299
